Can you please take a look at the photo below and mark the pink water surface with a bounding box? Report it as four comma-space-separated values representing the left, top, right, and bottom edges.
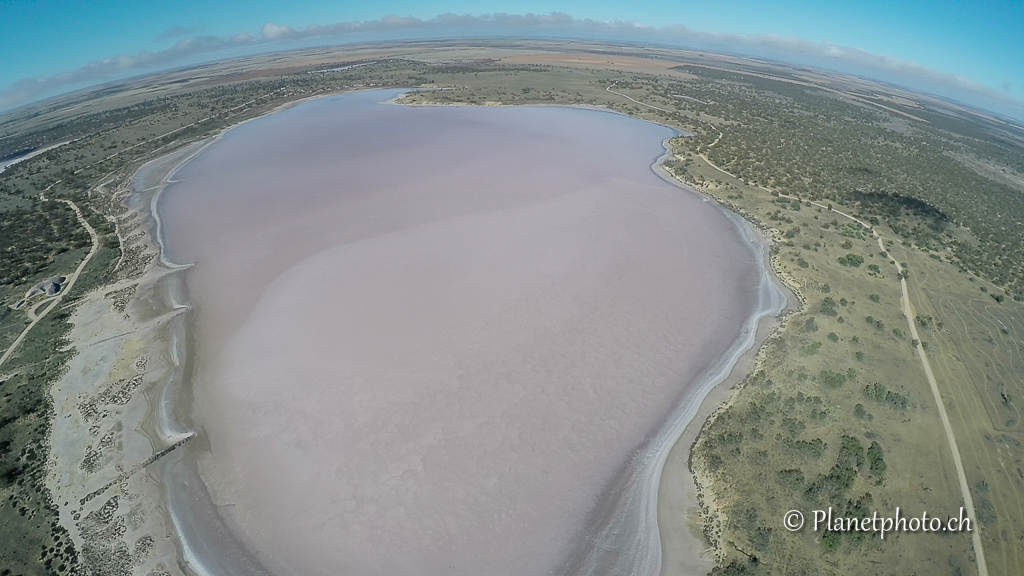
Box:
159, 90, 761, 576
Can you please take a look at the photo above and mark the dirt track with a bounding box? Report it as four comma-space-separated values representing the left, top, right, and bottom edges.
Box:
0, 194, 99, 371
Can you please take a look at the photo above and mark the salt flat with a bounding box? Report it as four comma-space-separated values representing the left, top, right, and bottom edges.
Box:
159, 90, 765, 576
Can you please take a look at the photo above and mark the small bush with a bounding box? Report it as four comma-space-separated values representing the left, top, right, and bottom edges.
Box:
867, 441, 886, 477
864, 383, 909, 409
820, 370, 847, 388
837, 436, 865, 470
838, 253, 864, 267
788, 438, 826, 459
820, 297, 838, 316
801, 341, 822, 356
854, 404, 872, 420
802, 317, 819, 333
777, 468, 806, 488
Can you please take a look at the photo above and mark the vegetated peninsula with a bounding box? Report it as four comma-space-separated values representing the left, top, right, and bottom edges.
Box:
0, 40, 1021, 576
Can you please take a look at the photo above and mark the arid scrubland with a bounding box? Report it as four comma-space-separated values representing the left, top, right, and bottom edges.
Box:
399, 52, 1024, 575
0, 41, 1021, 575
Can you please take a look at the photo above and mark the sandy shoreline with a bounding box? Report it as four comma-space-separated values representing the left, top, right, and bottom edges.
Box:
136, 140, 276, 576
43, 92, 357, 575
44, 138, 275, 575
560, 152, 791, 576
48, 89, 791, 576
44, 143, 202, 575
654, 202, 797, 575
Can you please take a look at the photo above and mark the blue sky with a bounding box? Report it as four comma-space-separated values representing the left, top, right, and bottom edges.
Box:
1, 0, 1022, 118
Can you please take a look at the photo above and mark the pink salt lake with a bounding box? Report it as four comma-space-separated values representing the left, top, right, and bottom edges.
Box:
158, 90, 767, 576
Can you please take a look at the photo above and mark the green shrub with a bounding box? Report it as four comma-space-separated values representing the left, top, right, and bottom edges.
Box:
867, 441, 886, 477
837, 435, 865, 470
854, 404, 872, 420
777, 468, 805, 488
802, 317, 819, 332
822, 530, 841, 551
820, 370, 847, 388
800, 341, 822, 355
782, 417, 806, 436
838, 253, 864, 267
820, 297, 838, 316
864, 382, 909, 409
805, 465, 856, 503
788, 438, 826, 459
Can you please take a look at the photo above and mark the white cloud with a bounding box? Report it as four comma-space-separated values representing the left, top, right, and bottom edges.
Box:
0, 32, 256, 110
261, 22, 297, 40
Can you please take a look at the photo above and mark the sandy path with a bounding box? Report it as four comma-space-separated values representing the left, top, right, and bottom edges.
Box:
0, 192, 99, 371
689, 117, 989, 575
792, 199, 988, 575
607, 81, 675, 114
1, 84, 291, 372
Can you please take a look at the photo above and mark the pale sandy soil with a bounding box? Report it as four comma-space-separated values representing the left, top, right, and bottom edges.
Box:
45, 145, 198, 576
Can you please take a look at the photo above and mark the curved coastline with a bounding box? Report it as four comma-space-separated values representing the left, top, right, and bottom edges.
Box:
650, 147, 796, 576
120, 90, 790, 576
135, 139, 276, 576
558, 139, 790, 576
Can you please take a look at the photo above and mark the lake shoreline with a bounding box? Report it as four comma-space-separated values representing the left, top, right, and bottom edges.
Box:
651, 161, 798, 574
51, 88, 791, 576
559, 147, 792, 576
